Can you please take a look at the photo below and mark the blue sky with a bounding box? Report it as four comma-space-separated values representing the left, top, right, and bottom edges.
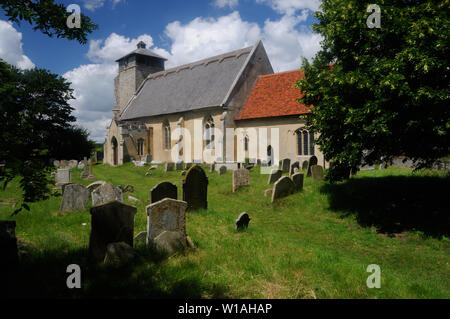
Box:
0, 0, 322, 141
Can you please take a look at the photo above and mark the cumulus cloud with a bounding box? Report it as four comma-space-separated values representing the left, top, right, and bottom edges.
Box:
256, 0, 321, 15
0, 20, 34, 69
213, 0, 239, 9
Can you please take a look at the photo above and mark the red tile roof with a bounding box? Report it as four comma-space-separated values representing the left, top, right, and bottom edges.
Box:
235, 70, 312, 121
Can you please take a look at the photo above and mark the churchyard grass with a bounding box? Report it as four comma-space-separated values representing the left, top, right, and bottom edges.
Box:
1, 164, 449, 298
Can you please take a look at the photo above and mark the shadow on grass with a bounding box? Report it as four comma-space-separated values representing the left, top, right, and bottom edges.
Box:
320, 175, 450, 239
6, 245, 228, 299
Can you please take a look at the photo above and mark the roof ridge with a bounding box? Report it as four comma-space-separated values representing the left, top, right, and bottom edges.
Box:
259, 69, 303, 78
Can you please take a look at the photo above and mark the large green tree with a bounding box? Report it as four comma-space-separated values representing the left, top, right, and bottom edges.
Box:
0, 60, 95, 215
295, 0, 449, 181
0, 0, 97, 44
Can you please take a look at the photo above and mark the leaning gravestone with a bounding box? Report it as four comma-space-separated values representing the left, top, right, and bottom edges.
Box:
0, 221, 19, 276
281, 158, 291, 173
219, 165, 227, 175
267, 169, 282, 184
87, 180, 107, 193
165, 162, 175, 172
235, 212, 251, 231
291, 173, 304, 192
88, 201, 137, 263
271, 176, 295, 203
289, 161, 300, 177
91, 183, 123, 206
150, 181, 178, 203
306, 156, 318, 177
55, 168, 71, 187
182, 165, 208, 211
311, 165, 324, 181
146, 198, 187, 243
60, 183, 90, 213
232, 169, 250, 193
153, 230, 188, 256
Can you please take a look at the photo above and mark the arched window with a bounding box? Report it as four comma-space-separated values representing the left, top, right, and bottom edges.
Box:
204, 116, 215, 150
296, 129, 316, 156
163, 120, 171, 150
137, 138, 144, 156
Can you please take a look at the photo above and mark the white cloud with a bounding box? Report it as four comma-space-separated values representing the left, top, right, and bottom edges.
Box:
256, 0, 321, 15
213, 0, 239, 9
83, 0, 124, 11
0, 20, 35, 69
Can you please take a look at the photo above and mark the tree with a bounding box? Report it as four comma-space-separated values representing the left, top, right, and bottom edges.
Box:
0, 59, 95, 215
295, 0, 449, 181
0, 0, 97, 44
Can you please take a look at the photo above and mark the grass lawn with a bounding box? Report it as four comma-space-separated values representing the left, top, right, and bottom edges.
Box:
1, 163, 449, 299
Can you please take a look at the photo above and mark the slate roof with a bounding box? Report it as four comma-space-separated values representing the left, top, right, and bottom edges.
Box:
120, 43, 258, 121
235, 70, 312, 121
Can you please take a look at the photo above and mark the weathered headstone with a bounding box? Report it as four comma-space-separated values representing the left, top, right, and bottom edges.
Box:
55, 168, 71, 187
281, 158, 291, 173
306, 156, 318, 177
219, 165, 227, 175
60, 160, 69, 168
0, 221, 19, 275
87, 181, 107, 193
153, 230, 187, 256
88, 201, 137, 263
103, 242, 136, 267
68, 160, 78, 169
291, 173, 304, 192
175, 162, 183, 171
60, 183, 90, 213
80, 164, 89, 179
92, 183, 123, 206
182, 165, 208, 211
146, 198, 187, 243
289, 161, 300, 177
301, 160, 308, 171
235, 212, 251, 231
150, 181, 178, 204
267, 169, 282, 184
145, 154, 152, 163
271, 176, 295, 203
232, 169, 250, 193
165, 162, 175, 172
311, 165, 324, 181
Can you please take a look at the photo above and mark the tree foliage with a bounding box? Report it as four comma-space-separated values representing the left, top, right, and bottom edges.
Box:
295, 0, 450, 181
0, 0, 97, 44
0, 59, 95, 215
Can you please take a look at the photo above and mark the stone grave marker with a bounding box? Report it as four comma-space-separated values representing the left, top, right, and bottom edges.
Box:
92, 183, 123, 206
55, 168, 71, 187
60, 183, 90, 213
219, 165, 227, 175
301, 160, 308, 171
232, 169, 250, 193
175, 162, 183, 171
53, 160, 60, 168
146, 198, 187, 243
291, 173, 304, 192
271, 176, 295, 203
182, 165, 208, 211
281, 158, 291, 173
306, 156, 318, 177
150, 181, 178, 204
165, 162, 175, 172
311, 165, 324, 181
87, 181, 107, 193
235, 212, 251, 231
267, 169, 282, 184
87, 160, 95, 180
289, 161, 300, 177
68, 160, 78, 169
88, 201, 137, 263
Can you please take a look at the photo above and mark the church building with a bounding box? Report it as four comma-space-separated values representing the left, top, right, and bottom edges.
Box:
104, 40, 325, 167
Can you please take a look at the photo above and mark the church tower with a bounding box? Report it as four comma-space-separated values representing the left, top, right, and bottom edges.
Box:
113, 41, 166, 120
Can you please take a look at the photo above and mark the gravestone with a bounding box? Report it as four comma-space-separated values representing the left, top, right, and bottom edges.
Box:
80, 164, 89, 179
301, 160, 308, 171
267, 169, 282, 184
68, 160, 78, 169
146, 198, 187, 242
291, 173, 304, 192
53, 160, 60, 168
153, 230, 187, 256
0, 221, 19, 275
87, 181, 107, 193
87, 160, 95, 180
311, 165, 324, 181
306, 156, 318, 177
289, 161, 300, 177
103, 242, 136, 267
219, 165, 227, 175
60, 183, 90, 213
210, 163, 215, 173
165, 162, 175, 172
150, 181, 178, 203
232, 169, 250, 193
92, 183, 123, 206
182, 165, 208, 211
88, 201, 137, 263
235, 212, 251, 231
281, 158, 291, 173
175, 162, 183, 171
55, 168, 71, 187
60, 160, 69, 168
181, 170, 186, 176
271, 176, 295, 203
